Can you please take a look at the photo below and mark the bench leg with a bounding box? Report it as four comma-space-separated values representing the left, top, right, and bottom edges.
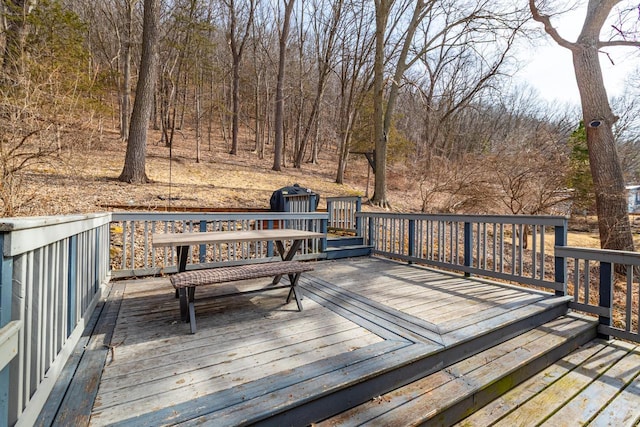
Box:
187, 286, 197, 331
189, 301, 197, 334
178, 287, 197, 333
286, 273, 304, 312
178, 288, 189, 322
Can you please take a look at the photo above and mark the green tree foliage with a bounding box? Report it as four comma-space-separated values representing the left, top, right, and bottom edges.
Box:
26, 0, 92, 94
567, 121, 595, 213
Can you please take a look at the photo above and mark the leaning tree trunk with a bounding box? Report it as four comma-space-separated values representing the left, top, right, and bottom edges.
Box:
118, 0, 160, 183
573, 45, 634, 251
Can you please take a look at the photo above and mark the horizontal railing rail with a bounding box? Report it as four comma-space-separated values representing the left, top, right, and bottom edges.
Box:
556, 246, 640, 343
110, 212, 329, 278
327, 196, 361, 234
358, 212, 568, 292
0, 213, 111, 427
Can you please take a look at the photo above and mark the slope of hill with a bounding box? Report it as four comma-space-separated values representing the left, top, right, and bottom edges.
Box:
16, 128, 420, 217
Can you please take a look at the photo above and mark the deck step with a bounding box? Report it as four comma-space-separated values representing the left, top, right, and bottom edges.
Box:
318, 313, 598, 426
326, 236, 365, 248
459, 338, 640, 426
324, 245, 372, 259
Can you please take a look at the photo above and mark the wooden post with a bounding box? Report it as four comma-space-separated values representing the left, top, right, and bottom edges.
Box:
598, 261, 613, 340
464, 222, 472, 277
321, 218, 328, 253
0, 234, 13, 427
368, 216, 375, 249
408, 219, 415, 264
199, 220, 207, 263
554, 221, 568, 296
267, 220, 274, 257
355, 197, 362, 236
67, 236, 78, 337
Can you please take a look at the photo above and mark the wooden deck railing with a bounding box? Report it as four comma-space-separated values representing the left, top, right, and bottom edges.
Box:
358, 212, 568, 291
0, 214, 111, 427
110, 212, 329, 278
327, 196, 361, 233
556, 246, 640, 342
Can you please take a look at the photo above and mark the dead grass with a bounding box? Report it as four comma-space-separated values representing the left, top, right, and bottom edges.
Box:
14, 126, 422, 217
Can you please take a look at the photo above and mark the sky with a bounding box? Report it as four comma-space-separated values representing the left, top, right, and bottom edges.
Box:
514, 6, 638, 106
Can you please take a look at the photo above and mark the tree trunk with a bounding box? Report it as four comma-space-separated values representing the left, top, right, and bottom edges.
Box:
119, 0, 134, 141
272, 0, 295, 172
573, 46, 634, 251
230, 57, 241, 155
118, 0, 160, 184
371, 0, 389, 207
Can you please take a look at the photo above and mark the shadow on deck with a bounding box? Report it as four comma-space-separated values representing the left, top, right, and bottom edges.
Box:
38, 257, 639, 426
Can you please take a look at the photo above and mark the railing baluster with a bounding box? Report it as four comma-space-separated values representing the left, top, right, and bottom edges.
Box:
626, 268, 633, 332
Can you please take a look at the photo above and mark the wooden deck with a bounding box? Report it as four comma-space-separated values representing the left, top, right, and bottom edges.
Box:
36, 257, 640, 426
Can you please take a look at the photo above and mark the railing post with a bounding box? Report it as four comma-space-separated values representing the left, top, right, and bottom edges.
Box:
266, 220, 274, 257
320, 218, 328, 253
598, 261, 613, 340
67, 235, 78, 337
368, 216, 375, 248
355, 197, 362, 236
199, 220, 207, 263
327, 199, 334, 229
309, 194, 317, 212
554, 221, 568, 296
0, 234, 13, 427
408, 219, 415, 264
463, 221, 472, 277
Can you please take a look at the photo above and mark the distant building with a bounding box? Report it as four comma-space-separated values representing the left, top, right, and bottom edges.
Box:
627, 185, 640, 213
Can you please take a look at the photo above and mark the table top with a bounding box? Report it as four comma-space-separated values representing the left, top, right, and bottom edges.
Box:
152, 228, 324, 247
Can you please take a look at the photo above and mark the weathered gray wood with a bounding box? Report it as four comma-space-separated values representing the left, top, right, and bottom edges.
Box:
320, 314, 596, 427
152, 229, 324, 248
25, 257, 629, 426
491, 339, 631, 426
51, 282, 124, 426
456, 340, 608, 426
588, 346, 640, 426
542, 341, 639, 426
0, 321, 20, 371
301, 276, 443, 344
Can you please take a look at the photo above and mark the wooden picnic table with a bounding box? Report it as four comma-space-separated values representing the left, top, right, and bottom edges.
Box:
152, 228, 324, 333
152, 228, 325, 273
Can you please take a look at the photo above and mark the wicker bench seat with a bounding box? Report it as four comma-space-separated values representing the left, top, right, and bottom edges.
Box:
170, 261, 314, 333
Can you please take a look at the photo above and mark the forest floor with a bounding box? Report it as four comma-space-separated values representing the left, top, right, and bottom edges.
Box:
18, 126, 419, 217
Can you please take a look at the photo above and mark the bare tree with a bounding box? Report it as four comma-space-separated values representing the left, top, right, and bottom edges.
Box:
119, 0, 160, 183
529, 0, 638, 251
292, 0, 343, 168
334, 0, 375, 184
371, 0, 525, 208
272, 0, 295, 171
223, 0, 256, 155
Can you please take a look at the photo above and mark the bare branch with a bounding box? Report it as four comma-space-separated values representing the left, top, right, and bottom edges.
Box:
528, 0, 576, 50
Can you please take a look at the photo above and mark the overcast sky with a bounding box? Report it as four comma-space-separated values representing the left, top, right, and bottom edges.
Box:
513, 7, 637, 106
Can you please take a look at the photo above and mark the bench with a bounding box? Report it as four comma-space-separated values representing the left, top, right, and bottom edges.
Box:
170, 261, 315, 333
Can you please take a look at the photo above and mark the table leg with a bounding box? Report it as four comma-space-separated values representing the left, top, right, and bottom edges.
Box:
273, 239, 304, 285
175, 245, 189, 298
177, 245, 189, 272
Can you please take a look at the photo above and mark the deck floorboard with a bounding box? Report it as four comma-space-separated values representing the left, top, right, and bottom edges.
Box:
39, 257, 628, 426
